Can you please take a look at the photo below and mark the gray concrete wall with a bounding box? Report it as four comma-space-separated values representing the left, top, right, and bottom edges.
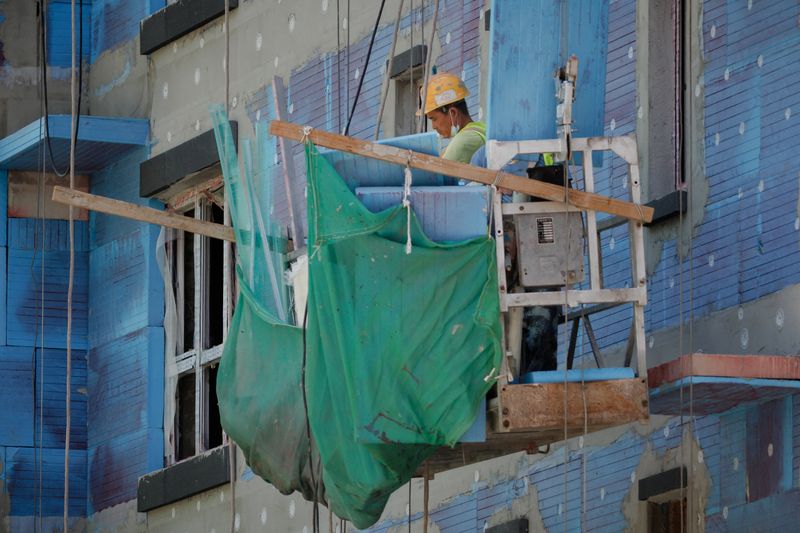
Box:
0, 1, 72, 138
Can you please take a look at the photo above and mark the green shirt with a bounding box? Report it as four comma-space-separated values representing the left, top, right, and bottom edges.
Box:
442, 121, 486, 163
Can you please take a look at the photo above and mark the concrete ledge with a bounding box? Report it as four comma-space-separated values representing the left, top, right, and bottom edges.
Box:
140, 0, 239, 55
638, 467, 687, 501
139, 122, 237, 198
137, 446, 230, 512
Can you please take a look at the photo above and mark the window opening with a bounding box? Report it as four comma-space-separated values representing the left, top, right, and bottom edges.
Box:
648, 498, 686, 533
175, 373, 196, 461
167, 187, 230, 464
205, 364, 223, 450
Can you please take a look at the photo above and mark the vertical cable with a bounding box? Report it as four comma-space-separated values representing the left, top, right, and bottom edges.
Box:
337, 0, 342, 133
345, 0, 350, 134
417, 0, 439, 133
407, 481, 412, 532
374, 0, 406, 140
223, 3, 238, 533
343, 0, 387, 136
64, 0, 77, 528
409, 0, 414, 135
35, 4, 46, 530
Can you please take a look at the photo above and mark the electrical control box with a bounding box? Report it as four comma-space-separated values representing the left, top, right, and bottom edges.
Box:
515, 211, 585, 287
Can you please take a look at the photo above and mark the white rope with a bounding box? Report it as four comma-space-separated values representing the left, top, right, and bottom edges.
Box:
403, 164, 413, 254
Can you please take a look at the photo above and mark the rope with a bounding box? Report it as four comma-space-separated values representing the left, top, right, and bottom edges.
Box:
417, 0, 440, 133
222, 4, 238, 531
423, 462, 430, 533
407, 481, 412, 532
409, 0, 414, 126
337, 0, 342, 133
63, 0, 78, 528
34, 6, 46, 529
343, 0, 387, 136
403, 153, 413, 254
374, 0, 406, 140
39, 0, 84, 178
346, 0, 350, 132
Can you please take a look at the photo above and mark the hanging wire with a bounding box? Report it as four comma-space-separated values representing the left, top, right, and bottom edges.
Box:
337, 0, 342, 133
222, 5, 238, 533
407, 481, 412, 532
63, 0, 79, 528
416, 0, 440, 133
34, 4, 47, 529
345, 0, 351, 133
675, 0, 696, 528
301, 146, 321, 532
39, 0, 84, 178
422, 461, 430, 533
343, 0, 387, 136
373, 0, 406, 140
408, 0, 414, 135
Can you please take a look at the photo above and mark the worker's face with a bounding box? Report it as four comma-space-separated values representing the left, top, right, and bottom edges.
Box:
427, 108, 456, 138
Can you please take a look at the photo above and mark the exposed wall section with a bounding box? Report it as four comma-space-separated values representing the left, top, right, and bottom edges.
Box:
0, 1, 72, 138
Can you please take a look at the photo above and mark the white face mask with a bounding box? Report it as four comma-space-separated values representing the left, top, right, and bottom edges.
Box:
449, 110, 460, 137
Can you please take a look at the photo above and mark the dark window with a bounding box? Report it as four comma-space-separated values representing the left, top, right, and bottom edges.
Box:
205, 204, 225, 349
648, 498, 686, 533
181, 213, 196, 351
176, 373, 196, 461
205, 364, 223, 450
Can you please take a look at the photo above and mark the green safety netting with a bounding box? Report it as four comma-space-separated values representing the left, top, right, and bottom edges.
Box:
210, 106, 321, 501
211, 106, 501, 528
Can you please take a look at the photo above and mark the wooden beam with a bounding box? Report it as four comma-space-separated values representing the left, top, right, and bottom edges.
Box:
648, 354, 800, 389
269, 120, 655, 223
52, 186, 235, 242
497, 378, 649, 433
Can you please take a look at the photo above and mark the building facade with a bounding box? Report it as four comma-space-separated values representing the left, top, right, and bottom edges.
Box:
0, 0, 799, 531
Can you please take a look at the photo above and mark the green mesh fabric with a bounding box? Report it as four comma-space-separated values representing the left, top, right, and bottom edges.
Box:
304, 143, 501, 527
211, 107, 321, 500
212, 106, 501, 527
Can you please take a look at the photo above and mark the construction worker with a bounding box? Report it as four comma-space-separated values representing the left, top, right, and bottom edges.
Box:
420, 72, 486, 163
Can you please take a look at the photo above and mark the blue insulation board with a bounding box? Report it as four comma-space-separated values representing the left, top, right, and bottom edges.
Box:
487, 0, 608, 147
46, 0, 92, 67
88, 147, 164, 512
357, 185, 488, 442
90, 0, 149, 62
0, 346, 35, 447
321, 132, 455, 191
356, 186, 489, 243
36, 348, 88, 451
519, 367, 634, 384
0, 169, 7, 246
6, 218, 89, 350
5, 446, 87, 516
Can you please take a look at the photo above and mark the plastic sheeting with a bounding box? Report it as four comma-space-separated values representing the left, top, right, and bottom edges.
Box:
211, 106, 321, 500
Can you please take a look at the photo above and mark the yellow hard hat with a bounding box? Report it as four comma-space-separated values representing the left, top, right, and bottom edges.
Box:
419, 72, 470, 115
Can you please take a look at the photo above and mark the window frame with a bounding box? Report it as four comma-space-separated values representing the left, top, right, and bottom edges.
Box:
164, 177, 233, 465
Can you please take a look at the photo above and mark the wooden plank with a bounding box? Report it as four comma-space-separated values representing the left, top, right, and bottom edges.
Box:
497, 378, 648, 433
52, 186, 235, 242
269, 120, 654, 222
647, 354, 800, 389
